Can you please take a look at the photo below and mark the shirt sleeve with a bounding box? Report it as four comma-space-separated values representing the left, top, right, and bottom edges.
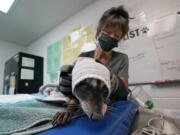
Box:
118, 54, 129, 78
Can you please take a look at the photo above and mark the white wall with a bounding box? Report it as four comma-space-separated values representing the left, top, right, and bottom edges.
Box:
28, 0, 180, 109
0, 40, 27, 94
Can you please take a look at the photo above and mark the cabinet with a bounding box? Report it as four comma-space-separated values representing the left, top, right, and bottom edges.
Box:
3, 52, 43, 94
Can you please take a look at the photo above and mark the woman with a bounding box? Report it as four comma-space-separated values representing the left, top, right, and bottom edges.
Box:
78, 5, 130, 100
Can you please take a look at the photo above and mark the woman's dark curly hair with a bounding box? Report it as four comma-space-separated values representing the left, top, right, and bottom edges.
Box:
96, 6, 129, 39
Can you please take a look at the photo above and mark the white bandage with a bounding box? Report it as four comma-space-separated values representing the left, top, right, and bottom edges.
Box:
72, 57, 111, 97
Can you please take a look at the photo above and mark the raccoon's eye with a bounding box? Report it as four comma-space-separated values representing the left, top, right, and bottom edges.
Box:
103, 89, 108, 97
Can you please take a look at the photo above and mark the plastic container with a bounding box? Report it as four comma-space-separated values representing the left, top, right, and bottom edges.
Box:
128, 86, 154, 109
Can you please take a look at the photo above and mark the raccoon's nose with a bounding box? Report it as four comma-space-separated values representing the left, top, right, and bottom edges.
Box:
90, 113, 104, 121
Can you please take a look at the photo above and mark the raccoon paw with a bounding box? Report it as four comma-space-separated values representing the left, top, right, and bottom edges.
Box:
52, 110, 73, 127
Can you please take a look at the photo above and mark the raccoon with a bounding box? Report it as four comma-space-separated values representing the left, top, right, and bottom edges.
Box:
52, 57, 117, 126
52, 77, 110, 126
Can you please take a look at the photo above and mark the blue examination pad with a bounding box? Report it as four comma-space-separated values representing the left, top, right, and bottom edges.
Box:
0, 94, 38, 106
37, 100, 138, 135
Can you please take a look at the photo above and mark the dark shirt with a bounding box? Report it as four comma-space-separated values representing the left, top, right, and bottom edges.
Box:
78, 50, 129, 100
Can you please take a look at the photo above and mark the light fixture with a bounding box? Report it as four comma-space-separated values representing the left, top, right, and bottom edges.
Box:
0, 0, 15, 13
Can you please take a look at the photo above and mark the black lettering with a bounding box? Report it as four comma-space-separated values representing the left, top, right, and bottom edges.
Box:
135, 29, 140, 36
123, 34, 129, 40
129, 30, 135, 38
123, 27, 144, 40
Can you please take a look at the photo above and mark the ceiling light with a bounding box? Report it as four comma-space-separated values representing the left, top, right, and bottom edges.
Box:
0, 0, 15, 13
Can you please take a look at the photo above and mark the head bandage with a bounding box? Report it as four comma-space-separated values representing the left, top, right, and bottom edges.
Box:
72, 57, 111, 97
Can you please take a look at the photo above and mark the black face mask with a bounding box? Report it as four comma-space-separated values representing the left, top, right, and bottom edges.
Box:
98, 33, 119, 52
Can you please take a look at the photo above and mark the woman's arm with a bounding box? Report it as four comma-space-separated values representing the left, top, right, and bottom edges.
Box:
120, 77, 128, 87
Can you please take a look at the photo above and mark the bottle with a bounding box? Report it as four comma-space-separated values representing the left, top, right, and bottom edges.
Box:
128, 86, 154, 109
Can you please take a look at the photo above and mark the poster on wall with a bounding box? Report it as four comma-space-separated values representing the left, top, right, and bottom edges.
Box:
46, 24, 94, 83
47, 41, 61, 82
61, 24, 94, 65
115, 12, 180, 84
